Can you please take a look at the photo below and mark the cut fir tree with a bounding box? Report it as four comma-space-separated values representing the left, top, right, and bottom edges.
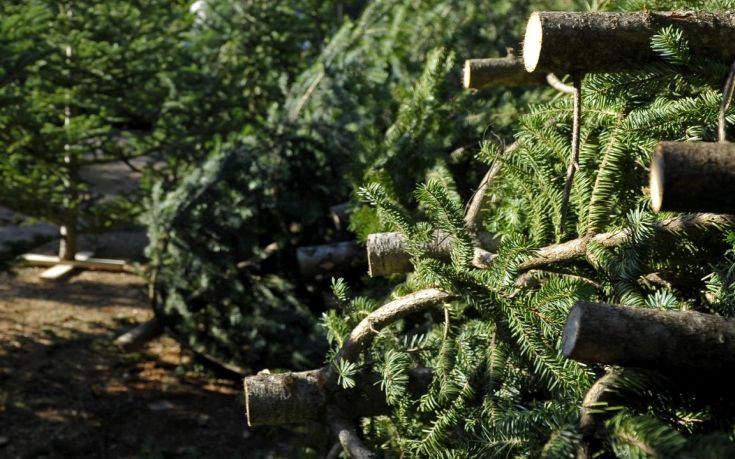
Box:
243, 5, 735, 458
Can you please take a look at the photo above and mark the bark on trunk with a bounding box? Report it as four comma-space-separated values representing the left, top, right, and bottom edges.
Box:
650, 141, 735, 213
463, 57, 547, 89
297, 240, 366, 277
524, 11, 735, 73
243, 367, 432, 426
562, 301, 735, 370
58, 222, 77, 261
367, 231, 499, 277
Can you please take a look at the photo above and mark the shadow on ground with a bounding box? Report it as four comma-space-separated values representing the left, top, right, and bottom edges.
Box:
0, 268, 324, 458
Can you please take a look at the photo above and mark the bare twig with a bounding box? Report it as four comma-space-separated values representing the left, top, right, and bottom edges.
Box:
559, 73, 583, 234
291, 71, 326, 120
546, 73, 575, 94
718, 59, 735, 143
464, 142, 517, 234
577, 371, 623, 459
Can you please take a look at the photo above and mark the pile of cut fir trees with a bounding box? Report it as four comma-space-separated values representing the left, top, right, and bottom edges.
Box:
239, 5, 735, 459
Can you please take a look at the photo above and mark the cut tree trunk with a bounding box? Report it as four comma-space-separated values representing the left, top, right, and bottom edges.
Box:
650, 141, 735, 213
367, 231, 499, 277
524, 11, 735, 73
243, 367, 432, 426
562, 301, 735, 371
297, 240, 366, 277
58, 222, 77, 261
463, 56, 547, 89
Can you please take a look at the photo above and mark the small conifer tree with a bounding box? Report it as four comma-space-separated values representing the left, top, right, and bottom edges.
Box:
0, 0, 189, 259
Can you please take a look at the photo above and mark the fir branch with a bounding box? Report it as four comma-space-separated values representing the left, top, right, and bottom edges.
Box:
330, 415, 375, 459
519, 213, 735, 272
333, 288, 455, 366
464, 142, 517, 234
559, 73, 583, 235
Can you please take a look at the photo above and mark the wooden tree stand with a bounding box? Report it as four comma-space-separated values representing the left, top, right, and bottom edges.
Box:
21, 251, 129, 281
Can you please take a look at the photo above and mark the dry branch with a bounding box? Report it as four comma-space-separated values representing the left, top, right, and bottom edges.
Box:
463, 56, 547, 89
519, 213, 735, 271
562, 301, 735, 370
524, 11, 735, 73
335, 288, 454, 364
297, 240, 366, 277
464, 142, 517, 233
650, 141, 735, 213
577, 371, 623, 459
244, 367, 433, 427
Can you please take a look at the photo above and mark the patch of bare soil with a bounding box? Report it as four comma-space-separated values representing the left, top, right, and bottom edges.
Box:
0, 268, 318, 459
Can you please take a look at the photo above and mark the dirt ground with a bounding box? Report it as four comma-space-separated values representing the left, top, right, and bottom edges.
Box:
0, 267, 319, 459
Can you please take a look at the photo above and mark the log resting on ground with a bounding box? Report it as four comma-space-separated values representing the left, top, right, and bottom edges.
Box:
114, 318, 163, 352
563, 301, 735, 370
650, 141, 735, 213
524, 11, 735, 73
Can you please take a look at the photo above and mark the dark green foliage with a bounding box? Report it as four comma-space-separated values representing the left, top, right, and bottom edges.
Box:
0, 0, 190, 252
316, 2, 735, 457
149, 0, 555, 370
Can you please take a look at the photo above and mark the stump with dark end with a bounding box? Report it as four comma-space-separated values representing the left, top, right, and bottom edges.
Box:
562, 301, 735, 371
650, 141, 735, 213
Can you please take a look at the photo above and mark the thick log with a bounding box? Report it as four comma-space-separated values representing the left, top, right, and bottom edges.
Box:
297, 240, 366, 277
524, 11, 735, 73
463, 57, 547, 89
562, 301, 735, 370
114, 318, 163, 352
243, 367, 432, 426
650, 141, 735, 213
367, 231, 499, 277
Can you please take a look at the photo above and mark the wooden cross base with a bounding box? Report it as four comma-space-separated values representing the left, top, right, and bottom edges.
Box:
21, 251, 129, 281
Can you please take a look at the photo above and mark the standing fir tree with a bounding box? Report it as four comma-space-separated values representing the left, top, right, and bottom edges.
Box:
0, 0, 189, 260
